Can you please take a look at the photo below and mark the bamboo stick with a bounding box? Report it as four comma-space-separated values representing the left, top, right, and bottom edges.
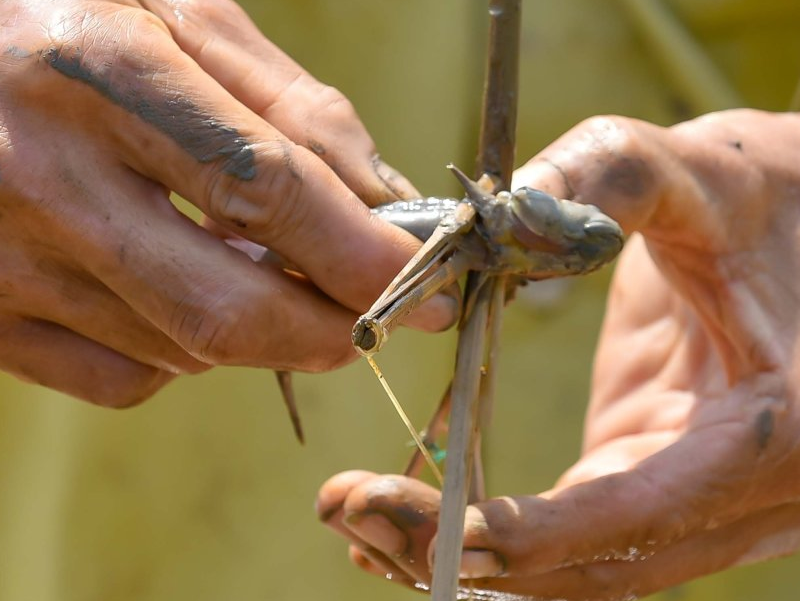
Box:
430, 2, 521, 599
476, 0, 521, 189
470, 275, 507, 504
430, 275, 492, 601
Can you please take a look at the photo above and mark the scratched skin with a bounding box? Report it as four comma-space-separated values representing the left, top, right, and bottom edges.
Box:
0, 0, 456, 406
319, 110, 800, 600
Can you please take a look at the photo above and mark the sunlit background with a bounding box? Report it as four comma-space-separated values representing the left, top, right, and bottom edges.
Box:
1, 1, 800, 600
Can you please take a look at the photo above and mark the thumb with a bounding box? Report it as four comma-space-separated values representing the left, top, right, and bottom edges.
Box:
512, 115, 709, 239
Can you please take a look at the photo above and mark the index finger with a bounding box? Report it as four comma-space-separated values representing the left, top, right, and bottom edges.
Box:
35, 10, 442, 321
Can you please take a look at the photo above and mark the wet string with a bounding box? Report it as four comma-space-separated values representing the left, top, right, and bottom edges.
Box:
366, 356, 444, 486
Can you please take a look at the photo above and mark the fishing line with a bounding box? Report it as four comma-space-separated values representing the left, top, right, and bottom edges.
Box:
366, 356, 444, 486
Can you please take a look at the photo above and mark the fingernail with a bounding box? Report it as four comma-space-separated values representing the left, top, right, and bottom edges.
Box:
346, 513, 408, 558
224, 238, 268, 262
459, 549, 505, 579
373, 156, 420, 199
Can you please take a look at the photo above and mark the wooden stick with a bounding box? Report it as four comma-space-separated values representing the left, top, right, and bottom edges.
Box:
476, 0, 521, 190
470, 275, 507, 504
275, 370, 304, 444
430, 274, 492, 601
430, 2, 521, 598
470, 0, 521, 501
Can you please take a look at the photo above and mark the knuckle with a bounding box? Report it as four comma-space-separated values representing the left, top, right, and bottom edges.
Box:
579, 115, 643, 155
45, 9, 102, 50
173, 0, 246, 25
45, 6, 149, 56
5, 4, 168, 95
170, 284, 254, 365
316, 85, 358, 122
114, 7, 173, 41
309, 85, 369, 142
577, 115, 657, 198
37, 6, 171, 90
139, 0, 255, 47
205, 140, 308, 243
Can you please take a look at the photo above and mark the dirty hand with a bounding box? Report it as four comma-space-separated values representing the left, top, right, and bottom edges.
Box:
0, 0, 454, 407
318, 109, 800, 600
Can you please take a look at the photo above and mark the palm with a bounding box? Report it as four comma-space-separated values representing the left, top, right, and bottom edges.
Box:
562, 233, 751, 490
318, 110, 800, 600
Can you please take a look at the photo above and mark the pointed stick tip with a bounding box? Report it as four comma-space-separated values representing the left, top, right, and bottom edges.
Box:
447, 164, 488, 203
275, 370, 305, 445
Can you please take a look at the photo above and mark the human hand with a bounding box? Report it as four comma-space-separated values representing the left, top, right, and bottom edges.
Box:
317, 109, 800, 599
0, 0, 453, 406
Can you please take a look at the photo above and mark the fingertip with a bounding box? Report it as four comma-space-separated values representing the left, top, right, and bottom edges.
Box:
316, 470, 378, 523
322, 153, 420, 208
349, 544, 417, 588
89, 369, 176, 409
511, 159, 573, 199
371, 156, 420, 203
459, 549, 506, 579
348, 545, 375, 571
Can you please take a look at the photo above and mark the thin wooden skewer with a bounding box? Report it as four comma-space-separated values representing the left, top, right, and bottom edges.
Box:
366, 356, 444, 486
470, 275, 507, 504
404, 382, 451, 479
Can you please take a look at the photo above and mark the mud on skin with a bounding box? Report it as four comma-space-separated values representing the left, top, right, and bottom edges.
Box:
599, 154, 654, 199
5, 45, 33, 59
42, 45, 256, 181
755, 408, 774, 450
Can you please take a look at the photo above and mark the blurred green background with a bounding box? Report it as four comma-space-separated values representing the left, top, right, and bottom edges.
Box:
2, 1, 800, 600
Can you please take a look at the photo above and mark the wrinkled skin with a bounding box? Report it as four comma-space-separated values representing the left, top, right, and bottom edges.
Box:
0, 0, 454, 407
318, 110, 800, 600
